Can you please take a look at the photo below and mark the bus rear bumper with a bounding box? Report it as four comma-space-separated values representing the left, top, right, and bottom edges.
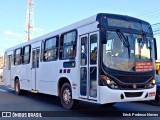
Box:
99, 85, 156, 104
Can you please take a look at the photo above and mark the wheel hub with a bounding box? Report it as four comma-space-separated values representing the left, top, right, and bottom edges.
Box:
63, 88, 71, 104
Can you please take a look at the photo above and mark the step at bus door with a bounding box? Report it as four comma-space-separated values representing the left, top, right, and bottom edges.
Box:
31, 48, 40, 90
80, 31, 99, 100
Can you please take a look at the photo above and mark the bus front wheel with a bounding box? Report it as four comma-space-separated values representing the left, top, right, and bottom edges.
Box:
60, 83, 78, 109
150, 93, 160, 106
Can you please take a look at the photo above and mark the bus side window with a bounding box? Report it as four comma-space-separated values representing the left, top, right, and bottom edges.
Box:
43, 37, 58, 61
22, 45, 31, 64
14, 48, 22, 65
60, 30, 77, 59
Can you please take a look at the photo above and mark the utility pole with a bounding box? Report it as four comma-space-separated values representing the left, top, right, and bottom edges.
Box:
25, 0, 34, 41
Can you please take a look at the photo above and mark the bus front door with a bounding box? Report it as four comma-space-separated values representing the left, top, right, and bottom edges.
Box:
5, 55, 12, 87
31, 48, 40, 91
80, 32, 99, 100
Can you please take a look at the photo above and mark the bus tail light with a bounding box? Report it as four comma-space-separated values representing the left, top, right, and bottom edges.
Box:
101, 75, 119, 89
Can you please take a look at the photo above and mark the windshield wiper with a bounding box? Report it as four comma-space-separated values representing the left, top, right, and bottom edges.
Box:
116, 29, 130, 58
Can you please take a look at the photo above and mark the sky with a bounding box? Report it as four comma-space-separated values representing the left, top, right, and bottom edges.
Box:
0, 0, 160, 58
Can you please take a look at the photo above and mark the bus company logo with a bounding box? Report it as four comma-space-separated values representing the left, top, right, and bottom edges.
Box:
2, 112, 11, 117
133, 84, 137, 89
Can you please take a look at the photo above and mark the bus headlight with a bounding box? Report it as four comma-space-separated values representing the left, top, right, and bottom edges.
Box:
101, 75, 119, 89
106, 79, 111, 85
152, 79, 156, 84
145, 79, 156, 89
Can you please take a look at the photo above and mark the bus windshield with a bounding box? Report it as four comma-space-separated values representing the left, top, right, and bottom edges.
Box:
103, 31, 155, 72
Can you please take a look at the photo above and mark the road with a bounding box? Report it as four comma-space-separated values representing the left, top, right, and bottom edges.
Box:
0, 81, 160, 120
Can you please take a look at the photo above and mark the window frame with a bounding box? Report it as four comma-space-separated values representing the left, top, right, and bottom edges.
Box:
14, 48, 22, 66
59, 30, 77, 60
22, 45, 31, 64
43, 36, 59, 62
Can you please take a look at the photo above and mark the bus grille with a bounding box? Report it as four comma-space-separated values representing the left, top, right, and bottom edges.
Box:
115, 75, 151, 84
124, 92, 143, 97
120, 85, 146, 90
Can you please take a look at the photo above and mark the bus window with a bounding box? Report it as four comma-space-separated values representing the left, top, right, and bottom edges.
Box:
44, 37, 58, 61
32, 50, 36, 68
60, 31, 77, 59
14, 48, 22, 65
40, 41, 44, 62
90, 34, 97, 64
8, 56, 11, 70
81, 37, 87, 66
90, 67, 97, 98
80, 67, 87, 96
22, 45, 31, 64
4, 53, 7, 67
36, 49, 40, 68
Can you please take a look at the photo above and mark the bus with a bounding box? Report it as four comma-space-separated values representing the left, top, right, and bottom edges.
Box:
3, 13, 157, 109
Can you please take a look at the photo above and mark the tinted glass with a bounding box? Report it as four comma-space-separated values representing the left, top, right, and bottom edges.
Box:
90, 34, 97, 65
81, 37, 87, 66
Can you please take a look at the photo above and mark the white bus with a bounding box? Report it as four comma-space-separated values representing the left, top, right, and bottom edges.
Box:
3, 13, 157, 109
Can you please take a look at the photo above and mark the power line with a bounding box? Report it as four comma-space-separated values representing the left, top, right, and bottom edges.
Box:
137, 7, 160, 17
152, 23, 160, 26
140, 12, 160, 18
136, 7, 160, 24
141, 14, 160, 20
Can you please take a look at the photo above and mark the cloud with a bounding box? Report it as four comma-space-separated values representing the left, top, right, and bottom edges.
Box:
3, 30, 22, 37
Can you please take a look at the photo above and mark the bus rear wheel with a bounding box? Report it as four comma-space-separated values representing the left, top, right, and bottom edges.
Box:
15, 79, 27, 95
60, 83, 78, 109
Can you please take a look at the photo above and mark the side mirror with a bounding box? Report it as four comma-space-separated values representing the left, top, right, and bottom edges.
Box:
153, 38, 157, 60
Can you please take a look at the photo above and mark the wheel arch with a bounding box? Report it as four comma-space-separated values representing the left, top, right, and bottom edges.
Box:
57, 77, 71, 96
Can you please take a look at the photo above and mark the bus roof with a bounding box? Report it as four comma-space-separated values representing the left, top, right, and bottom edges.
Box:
5, 13, 151, 53
5, 14, 98, 52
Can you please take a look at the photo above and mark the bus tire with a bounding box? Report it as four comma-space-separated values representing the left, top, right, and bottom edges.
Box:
15, 79, 27, 95
150, 93, 160, 106
60, 83, 78, 109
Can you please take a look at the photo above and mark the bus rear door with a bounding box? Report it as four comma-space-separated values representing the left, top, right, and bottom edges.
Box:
31, 42, 40, 91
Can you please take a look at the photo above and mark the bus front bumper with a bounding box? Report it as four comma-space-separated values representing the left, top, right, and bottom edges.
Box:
99, 85, 156, 104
